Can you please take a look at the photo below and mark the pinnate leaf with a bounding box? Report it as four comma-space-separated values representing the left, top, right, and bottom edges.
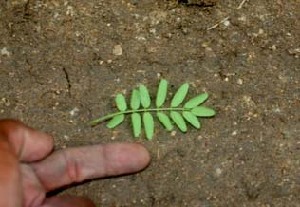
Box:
131, 113, 141, 137
156, 79, 168, 107
143, 112, 154, 140
157, 112, 173, 131
90, 79, 216, 139
191, 106, 216, 117
115, 94, 127, 111
171, 83, 189, 107
106, 114, 125, 128
184, 93, 209, 109
182, 111, 201, 129
139, 85, 151, 108
130, 89, 140, 110
170, 111, 187, 132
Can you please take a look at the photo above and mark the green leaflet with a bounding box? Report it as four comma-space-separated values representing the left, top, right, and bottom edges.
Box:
90, 79, 216, 140
156, 79, 168, 107
139, 85, 151, 108
143, 112, 154, 140
191, 106, 216, 117
131, 113, 141, 137
170, 111, 187, 132
184, 93, 209, 109
157, 112, 173, 131
130, 89, 140, 110
171, 83, 189, 107
106, 114, 125, 128
182, 111, 201, 129
115, 94, 127, 111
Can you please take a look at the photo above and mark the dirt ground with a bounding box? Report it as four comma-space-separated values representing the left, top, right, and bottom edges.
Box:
0, 0, 299, 206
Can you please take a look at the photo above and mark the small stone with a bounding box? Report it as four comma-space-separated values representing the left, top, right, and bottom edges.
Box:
66, 6, 75, 16
232, 130, 237, 136
149, 28, 156, 34
258, 28, 264, 34
215, 168, 222, 176
1, 47, 11, 56
64, 135, 70, 141
238, 15, 246, 22
181, 27, 188, 34
1, 98, 10, 106
171, 130, 177, 136
237, 78, 243, 85
113, 45, 123, 56
69, 107, 79, 116
223, 20, 230, 27
270, 45, 277, 50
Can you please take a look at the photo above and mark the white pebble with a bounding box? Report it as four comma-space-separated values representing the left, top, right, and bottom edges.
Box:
237, 78, 243, 85
171, 130, 177, 136
215, 168, 222, 176
1, 47, 10, 56
113, 45, 123, 56
223, 20, 230, 27
69, 107, 79, 116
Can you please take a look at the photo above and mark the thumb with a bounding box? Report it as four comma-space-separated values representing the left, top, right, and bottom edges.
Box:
0, 133, 22, 207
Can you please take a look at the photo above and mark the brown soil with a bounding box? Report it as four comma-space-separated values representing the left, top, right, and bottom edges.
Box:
0, 0, 299, 206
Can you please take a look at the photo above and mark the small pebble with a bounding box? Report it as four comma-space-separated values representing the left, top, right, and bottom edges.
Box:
1, 47, 10, 56
232, 130, 237, 136
223, 20, 230, 27
113, 45, 123, 56
237, 78, 243, 85
215, 168, 222, 176
69, 107, 79, 116
171, 130, 177, 136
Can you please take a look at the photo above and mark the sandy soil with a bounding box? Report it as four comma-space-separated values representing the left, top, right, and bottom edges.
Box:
0, 0, 299, 206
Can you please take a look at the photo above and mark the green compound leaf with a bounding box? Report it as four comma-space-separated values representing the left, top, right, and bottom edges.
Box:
182, 111, 201, 129
130, 89, 140, 110
170, 111, 187, 132
139, 85, 151, 108
156, 79, 168, 107
131, 113, 142, 137
106, 114, 125, 128
115, 94, 127, 111
191, 106, 216, 117
143, 112, 154, 140
171, 83, 189, 107
157, 112, 173, 131
184, 93, 209, 109
90, 79, 216, 140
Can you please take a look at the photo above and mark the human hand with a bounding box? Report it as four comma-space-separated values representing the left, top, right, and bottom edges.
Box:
0, 119, 150, 207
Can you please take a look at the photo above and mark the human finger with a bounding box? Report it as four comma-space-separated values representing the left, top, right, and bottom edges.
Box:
41, 195, 95, 207
0, 119, 54, 161
32, 143, 151, 191
0, 133, 22, 207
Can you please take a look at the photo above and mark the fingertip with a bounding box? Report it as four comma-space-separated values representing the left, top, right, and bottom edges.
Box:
0, 119, 54, 161
104, 143, 151, 175
24, 126, 54, 161
128, 143, 151, 170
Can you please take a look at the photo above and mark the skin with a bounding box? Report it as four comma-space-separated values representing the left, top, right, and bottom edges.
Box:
0, 119, 151, 207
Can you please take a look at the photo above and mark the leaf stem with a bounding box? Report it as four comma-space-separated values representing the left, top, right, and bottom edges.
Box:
89, 107, 190, 125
